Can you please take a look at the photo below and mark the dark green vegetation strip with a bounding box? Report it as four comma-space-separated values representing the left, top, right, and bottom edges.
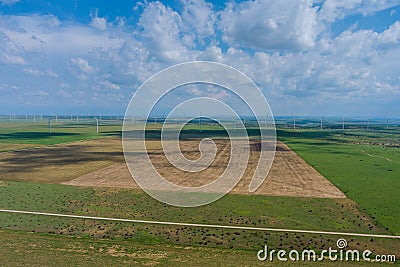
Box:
278, 129, 400, 236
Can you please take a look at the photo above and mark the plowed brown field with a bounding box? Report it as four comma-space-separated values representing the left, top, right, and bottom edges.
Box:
51, 139, 345, 198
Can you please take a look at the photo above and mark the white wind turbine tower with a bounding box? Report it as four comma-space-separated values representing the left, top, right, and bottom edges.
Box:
293, 115, 296, 130
94, 117, 99, 133
342, 116, 345, 130
320, 115, 324, 130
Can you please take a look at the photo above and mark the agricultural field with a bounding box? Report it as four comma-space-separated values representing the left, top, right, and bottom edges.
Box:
0, 118, 399, 266
278, 128, 400, 236
0, 118, 121, 151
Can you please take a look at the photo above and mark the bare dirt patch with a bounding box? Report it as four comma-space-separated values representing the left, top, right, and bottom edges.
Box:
62, 139, 345, 198
0, 138, 123, 183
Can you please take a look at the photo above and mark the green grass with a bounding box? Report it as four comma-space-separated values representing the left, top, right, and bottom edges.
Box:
0, 121, 399, 265
278, 129, 400, 235
1, 181, 398, 256
0, 181, 380, 233
0, 120, 121, 151
3, 229, 393, 267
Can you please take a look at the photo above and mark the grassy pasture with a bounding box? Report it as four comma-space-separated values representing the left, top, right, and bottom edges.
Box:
0, 181, 398, 256
3, 230, 393, 267
278, 129, 400, 235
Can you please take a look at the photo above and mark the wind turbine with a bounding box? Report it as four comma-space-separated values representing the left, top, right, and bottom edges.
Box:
94, 117, 99, 133
320, 115, 324, 130
293, 116, 296, 130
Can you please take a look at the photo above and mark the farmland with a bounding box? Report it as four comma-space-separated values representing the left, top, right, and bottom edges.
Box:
0, 117, 399, 265
0, 117, 121, 151
278, 129, 400, 235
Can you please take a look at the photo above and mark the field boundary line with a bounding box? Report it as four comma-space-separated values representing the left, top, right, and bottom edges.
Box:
1, 209, 399, 239
362, 149, 392, 162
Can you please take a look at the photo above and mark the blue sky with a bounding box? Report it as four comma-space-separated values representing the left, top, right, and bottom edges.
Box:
0, 0, 399, 116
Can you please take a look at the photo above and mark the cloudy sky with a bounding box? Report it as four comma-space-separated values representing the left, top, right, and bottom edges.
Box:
0, 0, 399, 116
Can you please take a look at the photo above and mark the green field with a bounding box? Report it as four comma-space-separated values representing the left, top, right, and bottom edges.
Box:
0, 119, 121, 151
278, 129, 400, 235
3, 230, 393, 267
0, 119, 399, 265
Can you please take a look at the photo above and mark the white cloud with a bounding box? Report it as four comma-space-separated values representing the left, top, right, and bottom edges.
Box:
319, 0, 400, 22
90, 9, 107, 31
47, 69, 58, 78
102, 80, 120, 90
23, 68, 43, 76
138, 2, 190, 63
69, 57, 96, 73
380, 21, 400, 44
219, 0, 320, 51
0, 0, 19, 5
200, 45, 224, 62
0, 15, 122, 56
319, 0, 362, 22
181, 0, 216, 46
3, 54, 26, 65
0, 1, 398, 116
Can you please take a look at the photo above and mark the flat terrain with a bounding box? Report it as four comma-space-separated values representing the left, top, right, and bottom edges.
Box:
0, 121, 399, 265
278, 129, 400, 235
63, 140, 344, 198
3, 230, 393, 267
0, 138, 123, 183
1, 181, 396, 255
0, 119, 121, 152
0, 136, 345, 198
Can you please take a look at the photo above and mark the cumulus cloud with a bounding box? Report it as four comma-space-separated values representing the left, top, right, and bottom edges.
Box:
138, 2, 189, 63
319, 0, 400, 22
181, 0, 216, 47
0, 1, 399, 115
102, 80, 120, 90
90, 9, 107, 31
219, 0, 320, 51
70, 58, 96, 74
